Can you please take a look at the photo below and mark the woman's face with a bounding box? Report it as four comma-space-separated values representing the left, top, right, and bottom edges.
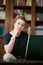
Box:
14, 19, 26, 33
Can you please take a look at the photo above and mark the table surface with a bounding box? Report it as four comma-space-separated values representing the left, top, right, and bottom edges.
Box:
0, 59, 43, 64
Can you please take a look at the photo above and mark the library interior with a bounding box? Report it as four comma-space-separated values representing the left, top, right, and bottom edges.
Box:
0, 0, 43, 64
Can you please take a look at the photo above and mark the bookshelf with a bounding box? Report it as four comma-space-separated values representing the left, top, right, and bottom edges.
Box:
4, 0, 43, 34
0, 0, 11, 34
0, 0, 43, 35
0, 5, 5, 36
35, 0, 43, 35
9, 0, 35, 34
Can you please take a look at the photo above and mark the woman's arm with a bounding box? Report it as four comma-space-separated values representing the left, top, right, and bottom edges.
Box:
4, 29, 19, 53
4, 35, 16, 53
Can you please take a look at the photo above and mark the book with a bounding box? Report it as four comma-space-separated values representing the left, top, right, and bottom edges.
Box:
17, 0, 23, 6
41, 0, 43, 6
26, 0, 32, 6
3, 0, 6, 5
0, 6, 5, 11
14, 9, 23, 18
24, 12, 31, 21
36, 13, 43, 21
14, 0, 17, 6
36, 0, 41, 6
22, 0, 26, 6
0, 0, 5, 5
0, 11, 5, 19
0, 0, 3, 5
0, 26, 4, 36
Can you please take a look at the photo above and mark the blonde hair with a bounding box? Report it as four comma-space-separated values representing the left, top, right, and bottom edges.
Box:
14, 15, 26, 23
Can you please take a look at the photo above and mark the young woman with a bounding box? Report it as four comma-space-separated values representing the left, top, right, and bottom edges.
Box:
3, 15, 28, 61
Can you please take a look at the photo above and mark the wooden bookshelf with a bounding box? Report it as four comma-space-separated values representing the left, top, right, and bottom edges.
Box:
0, 0, 10, 34
9, 0, 33, 34
4, 0, 43, 34
14, 6, 31, 10
9, 0, 41, 34
35, 0, 43, 29
36, 6, 43, 13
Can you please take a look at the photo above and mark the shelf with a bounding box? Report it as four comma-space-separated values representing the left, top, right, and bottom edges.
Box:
36, 6, 43, 13
26, 20, 31, 24
36, 20, 43, 22
14, 6, 31, 10
25, 20, 43, 26
0, 20, 5, 23
0, 5, 5, 11
36, 21, 43, 26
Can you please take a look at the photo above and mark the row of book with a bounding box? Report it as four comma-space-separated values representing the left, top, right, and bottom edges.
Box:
0, 26, 4, 36
36, 13, 43, 21
0, 0, 43, 6
14, 0, 43, 6
0, 11, 5, 19
14, 9, 43, 21
14, 9, 31, 21
0, 6, 5, 11
28, 26, 43, 35
0, 0, 6, 5
14, 0, 32, 6
36, 0, 43, 6
22, 25, 43, 35
35, 26, 43, 35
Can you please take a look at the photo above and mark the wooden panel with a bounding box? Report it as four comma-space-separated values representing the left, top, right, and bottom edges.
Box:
30, 0, 36, 34
4, 0, 10, 33
0, 36, 5, 59
9, 0, 13, 31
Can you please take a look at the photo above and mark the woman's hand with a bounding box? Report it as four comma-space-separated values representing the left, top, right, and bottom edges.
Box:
13, 28, 20, 37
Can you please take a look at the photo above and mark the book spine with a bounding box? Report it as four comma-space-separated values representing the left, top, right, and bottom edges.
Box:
14, 0, 17, 6
36, 0, 41, 6
41, 0, 43, 6
17, 0, 23, 6
3, 0, 6, 5
0, 26, 4, 36
26, 0, 32, 6
36, 13, 43, 21
23, 0, 26, 6
0, 0, 3, 5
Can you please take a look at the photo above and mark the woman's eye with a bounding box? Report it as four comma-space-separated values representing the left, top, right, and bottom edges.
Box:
18, 23, 20, 25
18, 23, 24, 27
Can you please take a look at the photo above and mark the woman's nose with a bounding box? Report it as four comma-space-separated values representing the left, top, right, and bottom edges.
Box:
19, 25, 22, 28
18, 25, 22, 29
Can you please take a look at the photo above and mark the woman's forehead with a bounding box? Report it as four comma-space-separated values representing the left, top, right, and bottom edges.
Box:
16, 19, 25, 23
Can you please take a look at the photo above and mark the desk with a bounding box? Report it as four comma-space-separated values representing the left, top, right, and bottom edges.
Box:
0, 59, 43, 65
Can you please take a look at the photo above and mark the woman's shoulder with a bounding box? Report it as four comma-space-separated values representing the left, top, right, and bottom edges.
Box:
3, 32, 12, 38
